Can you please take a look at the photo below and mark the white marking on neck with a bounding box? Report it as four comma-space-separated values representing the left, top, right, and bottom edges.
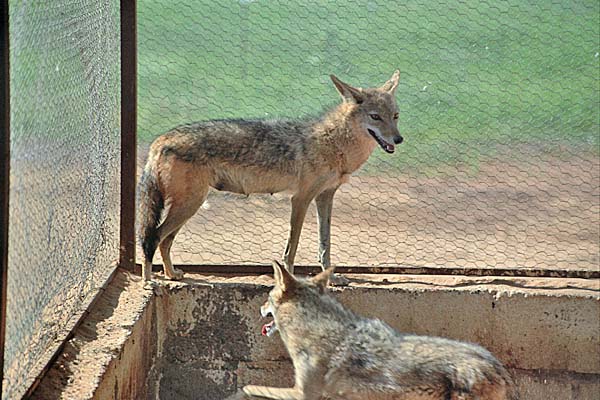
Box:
261, 303, 274, 318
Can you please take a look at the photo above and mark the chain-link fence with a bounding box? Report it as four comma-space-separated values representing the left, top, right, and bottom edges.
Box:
138, 0, 599, 273
3, 1, 120, 398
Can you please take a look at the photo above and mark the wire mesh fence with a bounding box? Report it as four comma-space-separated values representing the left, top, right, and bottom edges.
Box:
138, 0, 599, 273
4, 1, 120, 398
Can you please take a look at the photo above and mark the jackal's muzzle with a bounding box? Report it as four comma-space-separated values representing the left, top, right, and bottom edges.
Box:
367, 128, 402, 154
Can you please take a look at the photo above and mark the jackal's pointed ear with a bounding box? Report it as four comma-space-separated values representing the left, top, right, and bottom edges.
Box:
330, 74, 364, 104
311, 266, 335, 292
380, 70, 400, 94
272, 260, 296, 291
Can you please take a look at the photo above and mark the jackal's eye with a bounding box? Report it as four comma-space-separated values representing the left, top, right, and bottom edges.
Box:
369, 113, 381, 121
393, 113, 399, 120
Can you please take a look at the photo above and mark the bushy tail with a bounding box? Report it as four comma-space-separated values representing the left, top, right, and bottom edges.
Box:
137, 153, 164, 264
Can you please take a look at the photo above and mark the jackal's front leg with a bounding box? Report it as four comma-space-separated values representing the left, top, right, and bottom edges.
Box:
315, 188, 348, 286
242, 385, 305, 399
315, 189, 334, 269
282, 195, 312, 275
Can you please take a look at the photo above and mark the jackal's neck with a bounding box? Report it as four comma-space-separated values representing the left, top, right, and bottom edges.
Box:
316, 102, 356, 135
277, 293, 360, 353
312, 103, 377, 173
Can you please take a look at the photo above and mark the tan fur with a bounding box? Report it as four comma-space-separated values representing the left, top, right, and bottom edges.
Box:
137, 72, 403, 282
226, 262, 519, 400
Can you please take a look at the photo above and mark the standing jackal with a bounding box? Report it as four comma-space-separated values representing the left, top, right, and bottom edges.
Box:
235, 261, 519, 400
138, 71, 403, 282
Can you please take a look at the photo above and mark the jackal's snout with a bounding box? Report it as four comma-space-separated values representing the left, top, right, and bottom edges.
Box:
390, 121, 403, 144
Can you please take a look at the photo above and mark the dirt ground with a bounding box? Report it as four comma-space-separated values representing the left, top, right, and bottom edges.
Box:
137, 145, 599, 272
6, 143, 597, 398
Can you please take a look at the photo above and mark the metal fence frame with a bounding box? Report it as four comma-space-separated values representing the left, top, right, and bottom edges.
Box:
120, 0, 137, 272
1, 0, 10, 393
0, 0, 137, 396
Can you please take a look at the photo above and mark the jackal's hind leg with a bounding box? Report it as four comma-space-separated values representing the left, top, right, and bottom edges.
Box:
159, 229, 183, 280
156, 187, 208, 281
142, 259, 153, 282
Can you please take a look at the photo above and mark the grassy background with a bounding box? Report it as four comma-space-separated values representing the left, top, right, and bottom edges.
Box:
138, 0, 599, 170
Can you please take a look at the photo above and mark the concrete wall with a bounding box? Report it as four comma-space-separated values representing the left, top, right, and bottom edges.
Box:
33, 271, 600, 399
30, 272, 157, 400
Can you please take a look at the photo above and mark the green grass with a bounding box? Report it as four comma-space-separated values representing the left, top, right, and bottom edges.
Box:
138, 0, 599, 171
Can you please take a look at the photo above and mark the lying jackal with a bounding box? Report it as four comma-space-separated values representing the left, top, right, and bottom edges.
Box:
236, 261, 519, 400
138, 72, 403, 282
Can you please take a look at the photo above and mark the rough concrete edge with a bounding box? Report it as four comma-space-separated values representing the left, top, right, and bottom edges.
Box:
160, 274, 600, 374
143, 281, 177, 400
93, 288, 159, 400
154, 275, 600, 400
7, 264, 119, 400
29, 270, 154, 400
513, 368, 600, 399
180, 273, 599, 298
31, 272, 600, 399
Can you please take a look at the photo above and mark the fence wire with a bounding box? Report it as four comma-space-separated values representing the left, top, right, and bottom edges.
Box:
138, 1, 599, 272
4, 1, 120, 398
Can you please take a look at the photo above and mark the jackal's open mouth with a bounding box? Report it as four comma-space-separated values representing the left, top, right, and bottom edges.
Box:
261, 308, 278, 337
367, 129, 395, 154
261, 320, 277, 336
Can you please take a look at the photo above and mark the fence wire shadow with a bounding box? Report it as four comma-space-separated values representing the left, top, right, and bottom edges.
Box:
137, 0, 599, 273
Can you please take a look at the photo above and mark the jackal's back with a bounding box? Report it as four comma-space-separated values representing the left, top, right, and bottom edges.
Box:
328, 319, 517, 397
157, 119, 314, 171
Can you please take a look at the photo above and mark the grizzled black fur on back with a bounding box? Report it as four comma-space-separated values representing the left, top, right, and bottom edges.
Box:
159, 119, 311, 171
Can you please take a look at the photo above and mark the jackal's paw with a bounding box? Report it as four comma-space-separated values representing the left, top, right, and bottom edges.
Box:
242, 385, 264, 396
329, 273, 350, 287
166, 268, 185, 281
143, 280, 158, 290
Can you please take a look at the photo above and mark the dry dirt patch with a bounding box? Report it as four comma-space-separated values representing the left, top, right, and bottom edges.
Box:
137, 145, 599, 272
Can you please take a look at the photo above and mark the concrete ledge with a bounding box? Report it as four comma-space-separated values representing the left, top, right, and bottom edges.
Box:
33, 270, 600, 399
30, 272, 155, 400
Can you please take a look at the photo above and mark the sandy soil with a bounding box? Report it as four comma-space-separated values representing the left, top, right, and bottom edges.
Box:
137, 145, 599, 272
